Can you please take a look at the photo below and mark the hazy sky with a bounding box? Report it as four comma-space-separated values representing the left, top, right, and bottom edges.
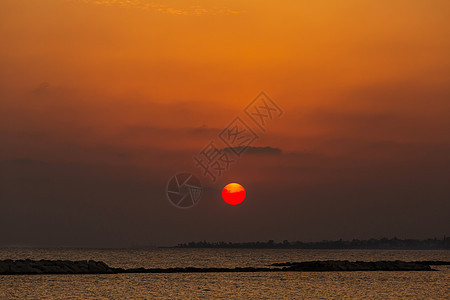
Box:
1, 0, 449, 247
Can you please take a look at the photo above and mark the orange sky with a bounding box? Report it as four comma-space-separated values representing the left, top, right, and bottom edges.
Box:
0, 0, 449, 246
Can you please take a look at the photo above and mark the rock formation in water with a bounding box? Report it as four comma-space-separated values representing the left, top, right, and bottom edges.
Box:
1, 259, 448, 275
271, 260, 436, 271
0, 259, 113, 275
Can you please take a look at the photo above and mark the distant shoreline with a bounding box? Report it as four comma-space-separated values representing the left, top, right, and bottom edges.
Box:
166, 237, 450, 250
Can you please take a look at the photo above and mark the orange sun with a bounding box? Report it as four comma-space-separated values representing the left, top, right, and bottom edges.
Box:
222, 183, 246, 205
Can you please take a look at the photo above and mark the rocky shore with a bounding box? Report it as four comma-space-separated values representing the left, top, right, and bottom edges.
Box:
0, 259, 113, 275
1, 259, 448, 275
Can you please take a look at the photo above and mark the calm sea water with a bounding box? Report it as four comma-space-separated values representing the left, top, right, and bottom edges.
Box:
0, 248, 449, 299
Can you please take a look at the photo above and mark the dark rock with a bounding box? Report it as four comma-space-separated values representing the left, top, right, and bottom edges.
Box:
0, 259, 444, 275
0, 259, 114, 275
281, 260, 433, 272
413, 260, 450, 265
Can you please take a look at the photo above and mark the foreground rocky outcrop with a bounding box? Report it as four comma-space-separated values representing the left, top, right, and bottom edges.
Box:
0, 259, 113, 275
1, 259, 447, 275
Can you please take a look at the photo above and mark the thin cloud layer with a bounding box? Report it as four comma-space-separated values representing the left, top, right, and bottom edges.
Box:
80, 0, 241, 15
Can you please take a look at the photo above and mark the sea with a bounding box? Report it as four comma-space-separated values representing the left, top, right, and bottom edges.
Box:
0, 248, 449, 299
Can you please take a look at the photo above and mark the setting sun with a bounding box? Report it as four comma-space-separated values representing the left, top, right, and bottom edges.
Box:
222, 183, 246, 205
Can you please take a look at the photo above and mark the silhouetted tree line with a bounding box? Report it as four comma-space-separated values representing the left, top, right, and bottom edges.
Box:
173, 237, 450, 250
